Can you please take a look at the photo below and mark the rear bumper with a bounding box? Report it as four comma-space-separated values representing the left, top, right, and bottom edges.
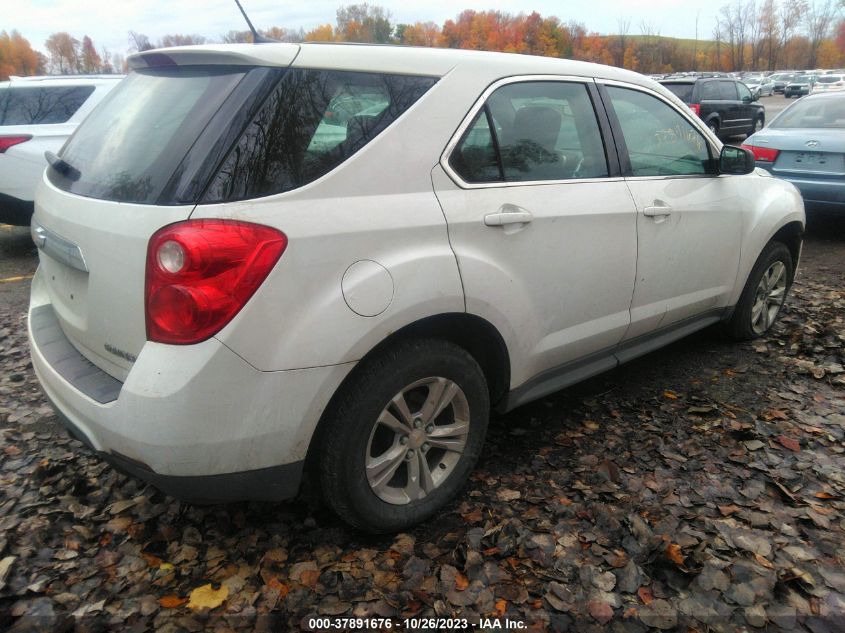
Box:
0, 192, 34, 226
757, 167, 845, 208
28, 269, 354, 502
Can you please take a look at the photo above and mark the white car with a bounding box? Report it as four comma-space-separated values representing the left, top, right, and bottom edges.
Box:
0, 75, 122, 225
29, 44, 805, 533
812, 75, 845, 93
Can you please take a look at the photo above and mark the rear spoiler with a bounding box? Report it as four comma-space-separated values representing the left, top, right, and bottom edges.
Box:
128, 43, 299, 70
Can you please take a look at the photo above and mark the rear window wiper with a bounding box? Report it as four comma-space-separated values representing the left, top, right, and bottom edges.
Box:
45, 151, 81, 181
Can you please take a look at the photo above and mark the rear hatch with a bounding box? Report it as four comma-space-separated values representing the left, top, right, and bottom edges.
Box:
33, 45, 298, 380
661, 81, 694, 104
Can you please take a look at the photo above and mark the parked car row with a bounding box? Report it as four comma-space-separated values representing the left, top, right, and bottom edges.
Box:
26, 43, 805, 532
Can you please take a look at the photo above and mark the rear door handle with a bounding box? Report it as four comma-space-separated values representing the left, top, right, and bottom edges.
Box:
484, 207, 533, 227
643, 204, 672, 218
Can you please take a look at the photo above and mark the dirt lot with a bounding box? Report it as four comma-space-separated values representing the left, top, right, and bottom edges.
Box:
0, 212, 843, 632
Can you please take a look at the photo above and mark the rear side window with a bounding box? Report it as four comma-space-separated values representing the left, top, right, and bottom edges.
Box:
450, 81, 609, 183
0, 85, 94, 125
662, 83, 694, 103
699, 82, 721, 100
202, 70, 436, 202
719, 81, 738, 100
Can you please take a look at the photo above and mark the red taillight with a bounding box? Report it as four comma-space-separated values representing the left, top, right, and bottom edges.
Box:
0, 135, 32, 153
689, 103, 701, 117
742, 144, 780, 162
145, 220, 287, 344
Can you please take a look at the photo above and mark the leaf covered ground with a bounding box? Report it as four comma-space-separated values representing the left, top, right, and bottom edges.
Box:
0, 221, 843, 632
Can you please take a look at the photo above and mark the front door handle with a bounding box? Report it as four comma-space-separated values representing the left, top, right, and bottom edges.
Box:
484, 206, 533, 227
643, 203, 672, 218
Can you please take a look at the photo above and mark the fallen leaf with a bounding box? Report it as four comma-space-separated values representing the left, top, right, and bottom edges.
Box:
494, 598, 507, 617
665, 543, 685, 565
663, 390, 679, 400
455, 572, 469, 591
638, 586, 654, 605
159, 595, 187, 609
187, 583, 229, 611
300, 569, 320, 589
777, 435, 801, 452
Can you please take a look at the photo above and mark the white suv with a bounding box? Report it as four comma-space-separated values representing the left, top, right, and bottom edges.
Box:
28, 44, 804, 532
0, 74, 122, 225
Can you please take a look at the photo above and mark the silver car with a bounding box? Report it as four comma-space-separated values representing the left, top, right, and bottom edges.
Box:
744, 91, 845, 209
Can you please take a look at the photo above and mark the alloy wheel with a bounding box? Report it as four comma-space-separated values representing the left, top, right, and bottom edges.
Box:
365, 377, 470, 505
751, 261, 787, 335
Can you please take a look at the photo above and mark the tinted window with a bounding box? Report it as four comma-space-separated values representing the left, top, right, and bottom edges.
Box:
607, 86, 712, 177
452, 81, 608, 183
662, 83, 694, 103
719, 82, 738, 100
0, 85, 94, 125
203, 70, 436, 202
450, 107, 503, 183
50, 67, 247, 204
737, 82, 752, 101
818, 75, 843, 83
699, 82, 721, 100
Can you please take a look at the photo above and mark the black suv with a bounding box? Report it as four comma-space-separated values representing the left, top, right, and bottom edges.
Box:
659, 77, 765, 139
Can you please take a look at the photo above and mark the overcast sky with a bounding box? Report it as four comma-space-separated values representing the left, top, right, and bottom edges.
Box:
8, 0, 721, 57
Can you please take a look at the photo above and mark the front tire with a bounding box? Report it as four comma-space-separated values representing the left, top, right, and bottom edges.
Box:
726, 241, 794, 341
319, 338, 490, 533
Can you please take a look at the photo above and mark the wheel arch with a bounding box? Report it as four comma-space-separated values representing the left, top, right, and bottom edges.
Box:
302, 312, 511, 479
770, 220, 804, 275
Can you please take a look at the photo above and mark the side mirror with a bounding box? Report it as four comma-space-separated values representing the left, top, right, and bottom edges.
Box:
719, 145, 755, 175
742, 95, 753, 103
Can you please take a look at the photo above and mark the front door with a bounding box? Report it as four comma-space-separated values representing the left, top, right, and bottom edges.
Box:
600, 84, 743, 340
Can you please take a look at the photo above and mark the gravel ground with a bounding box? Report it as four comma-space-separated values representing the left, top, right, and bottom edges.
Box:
0, 213, 843, 632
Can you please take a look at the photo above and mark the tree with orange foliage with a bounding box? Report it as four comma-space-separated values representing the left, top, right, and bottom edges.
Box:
0, 30, 43, 80
305, 24, 336, 42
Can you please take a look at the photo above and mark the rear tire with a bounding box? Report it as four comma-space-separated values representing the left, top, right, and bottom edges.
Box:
726, 241, 793, 341
749, 115, 765, 136
319, 338, 489, 533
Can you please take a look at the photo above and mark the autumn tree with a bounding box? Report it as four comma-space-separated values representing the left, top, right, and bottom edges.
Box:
805, 0, 840, 66
336, 4, 393, 43
80, 36, 101, 73
0, 30, 43, 80
397, 21, 441, 47
158, 34, 206, 48
45, 32, 80, 74
128, 31, 154, 53
222, 30, 252, 43
305, 24, 336, 41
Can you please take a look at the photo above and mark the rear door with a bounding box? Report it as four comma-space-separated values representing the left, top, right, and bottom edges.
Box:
32, 58, 295, 380
599, 83, 743, 338
433, 78, 638, 388
716, 80, 745, 134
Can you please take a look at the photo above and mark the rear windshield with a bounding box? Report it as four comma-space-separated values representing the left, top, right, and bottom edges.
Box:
52, 67, 247, 204
771, 98, 845, 129
662, 83, 694, 102
0, 85, 94, 125
49, 66, 436, 205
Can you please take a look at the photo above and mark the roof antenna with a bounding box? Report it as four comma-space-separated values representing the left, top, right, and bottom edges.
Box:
232, 0, 278, 43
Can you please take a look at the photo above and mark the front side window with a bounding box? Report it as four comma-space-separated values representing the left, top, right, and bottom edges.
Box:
737, 82, 752, 101
0, 85, 94, 125
606, 86, 712, 177
450, 81, 608, 183
202, 70, 436, 202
